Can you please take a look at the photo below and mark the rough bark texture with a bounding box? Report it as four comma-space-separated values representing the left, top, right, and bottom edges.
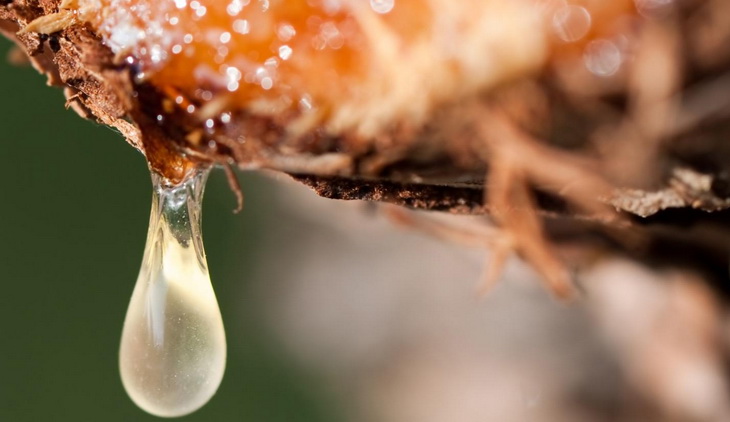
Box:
3, 0, 730, 296
2, 0, 729, 216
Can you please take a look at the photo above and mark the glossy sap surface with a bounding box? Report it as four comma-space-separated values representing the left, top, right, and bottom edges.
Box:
119, 168, 226, 417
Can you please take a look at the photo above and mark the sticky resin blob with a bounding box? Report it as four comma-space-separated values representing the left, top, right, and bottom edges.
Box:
70, 0, 550, 137
119, 167, 226, 418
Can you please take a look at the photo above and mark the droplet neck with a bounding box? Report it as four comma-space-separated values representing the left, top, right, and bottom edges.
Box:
140, 168, 211, 348
120, 166, 226, 418
148, 168, 208, 255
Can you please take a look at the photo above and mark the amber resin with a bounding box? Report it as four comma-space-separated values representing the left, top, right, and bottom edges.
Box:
16, 0, 643, 152
68, 1, 548, 137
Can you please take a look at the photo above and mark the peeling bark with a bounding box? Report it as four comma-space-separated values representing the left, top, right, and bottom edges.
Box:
3, 0, 730, 297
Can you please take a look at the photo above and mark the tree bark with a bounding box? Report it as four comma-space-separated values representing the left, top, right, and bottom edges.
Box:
3, 0, 730, 295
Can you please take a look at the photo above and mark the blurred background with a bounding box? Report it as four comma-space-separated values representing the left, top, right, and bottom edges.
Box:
0, 37, 341, 422
2, 37, 730, 422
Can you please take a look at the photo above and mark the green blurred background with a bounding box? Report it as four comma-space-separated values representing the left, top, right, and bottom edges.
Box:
0, 38, 337, 421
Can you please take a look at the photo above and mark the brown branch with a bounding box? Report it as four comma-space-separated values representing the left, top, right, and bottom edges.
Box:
3, 0, 730, 295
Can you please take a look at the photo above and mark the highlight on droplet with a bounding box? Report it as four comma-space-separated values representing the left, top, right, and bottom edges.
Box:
119, 167, 226, 418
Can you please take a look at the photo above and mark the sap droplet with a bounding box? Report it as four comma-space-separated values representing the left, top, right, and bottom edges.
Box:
119, 168, 226, 418
276, 23, 296, 42
635, 0, 674, 17
319, 22, 344, 49
584, 39, 622, 77
278, 45, 293, 60
370, 0, 395, 14
226, 0, 248, 16
233, 19, 250, 35
552, 5, 591, 43
200, 90, 214, 101
299, 94, 313, 112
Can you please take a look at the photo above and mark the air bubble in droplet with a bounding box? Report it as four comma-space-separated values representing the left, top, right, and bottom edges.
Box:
166, 185, 188, 209
119, 169, 226, 418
